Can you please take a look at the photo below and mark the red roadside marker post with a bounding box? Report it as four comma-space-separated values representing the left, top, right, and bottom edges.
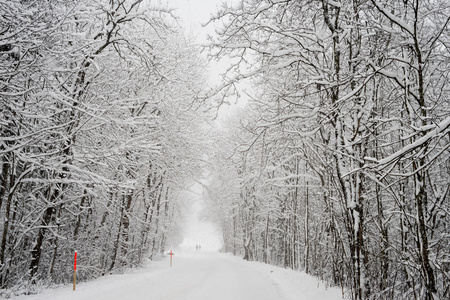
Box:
73, 250, 77, 291
169, 250, 174, 267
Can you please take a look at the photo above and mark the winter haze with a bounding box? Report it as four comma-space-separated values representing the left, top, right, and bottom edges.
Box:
1, 0, 449, 300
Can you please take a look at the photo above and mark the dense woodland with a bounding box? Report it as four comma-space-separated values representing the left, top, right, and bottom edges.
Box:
0, 0, 209, 296
1, 0, 449, 300
205, 0, 449, 300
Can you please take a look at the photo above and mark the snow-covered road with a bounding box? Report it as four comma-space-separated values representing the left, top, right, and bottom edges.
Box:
13, 250, 343, 300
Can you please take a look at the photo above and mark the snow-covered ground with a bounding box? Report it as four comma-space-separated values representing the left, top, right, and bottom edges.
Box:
12, 250, 343, 300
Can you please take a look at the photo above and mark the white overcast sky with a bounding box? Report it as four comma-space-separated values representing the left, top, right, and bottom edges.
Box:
167, 0, 249, 117
168, 0, 228, 40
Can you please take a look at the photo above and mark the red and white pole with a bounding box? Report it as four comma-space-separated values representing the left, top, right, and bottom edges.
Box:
170, 250, 173, 267
73, 250, 77, 291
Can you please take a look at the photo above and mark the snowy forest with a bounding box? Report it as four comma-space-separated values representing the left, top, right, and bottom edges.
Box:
204, 0, 449, 300
0, 0, 210, 296
0, 0, 449, 300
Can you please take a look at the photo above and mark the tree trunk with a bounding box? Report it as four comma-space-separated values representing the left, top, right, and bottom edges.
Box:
0, 155, 9, 210
0, 161, 12, 287
49, 204, 63, 278
109, 203, 124, 273
263, 214, 269, 264
121, 191, 133, 262
29, 205, 55, 282
414, 163, 437, 299
73, 190, 87, 240
304, 175, 309, 274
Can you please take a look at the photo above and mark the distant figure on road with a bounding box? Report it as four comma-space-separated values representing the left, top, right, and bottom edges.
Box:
196, 244, 199, 251
199, 245, 201, 251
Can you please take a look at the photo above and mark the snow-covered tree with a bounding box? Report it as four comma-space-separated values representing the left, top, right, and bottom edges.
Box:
206, 0, 449, 299
0, 0, 208, 294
